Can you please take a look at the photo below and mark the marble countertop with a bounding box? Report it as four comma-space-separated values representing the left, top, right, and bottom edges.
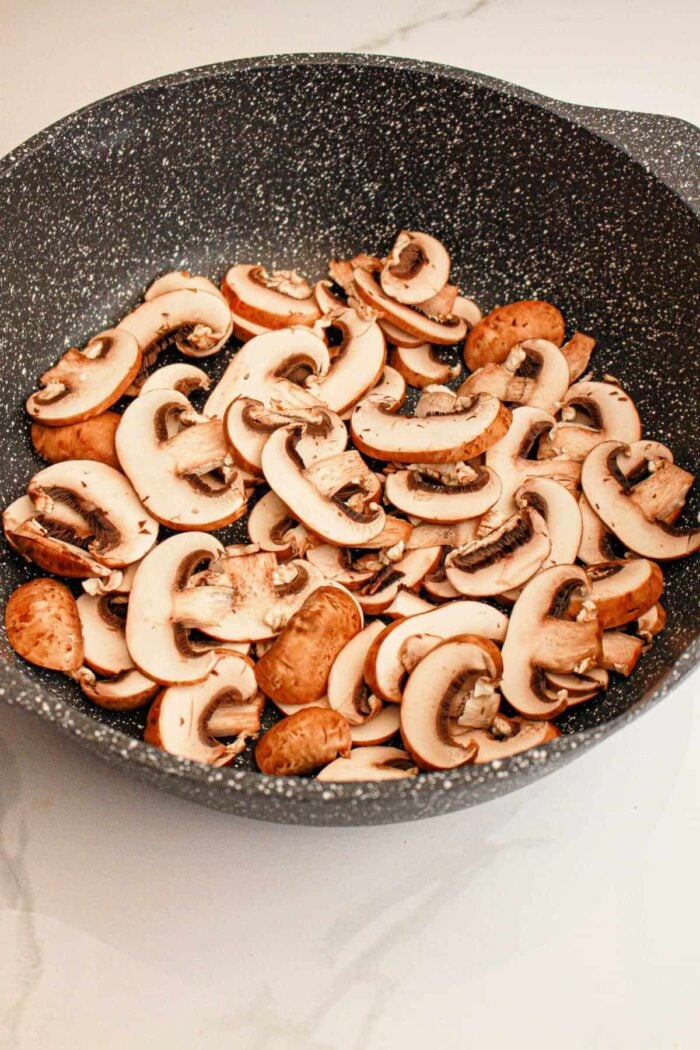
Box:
1, 2, 698, 1048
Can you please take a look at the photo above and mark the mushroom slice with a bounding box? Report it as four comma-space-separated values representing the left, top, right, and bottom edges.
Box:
328, 252, 382, 293
544, 667, 609, 704
385, 464, 501, 523
306, 545, 377, 590
352, 269, 467, 345
466, 716, 560, 764
31, 412, 122, 469
231, 309, 271, 342
569, 558, 663, 628
308, 306, 386, 413
357, 547, 442, 615
459, 339, 569, 415
81, 558, 141, 597
138, 362, 211, 397
261, 426, 385, 546
501, 564, 602, 719
628, 460, 695, 525
464, 300, 565, 371
400, 635, 503, 771
340, 366, 406, 420
637, 603, 666, 641
581, 441, 700, 560
390, 343, 461, 387
445, 508, 550, 597
247, 491, 310, 558
144, 270, 221, 299
26, 329, 141, 426
318, 745, 416, 781
327, 621, 386, 725
560, 332, 595, 383
378, 318, 425, 348
577, 493, 621, 564
204, 327, 330, 419
351, 392, 510, 464
416, 283, 458, 322
3, 494, 112, 578
76, 592, 132, 675
601, 631, 645, 676
541, 380, 642, 460
365, 599, 508, 703
347, 705, 401, 746
116, 389, 246, 530
515, 477, 583, 569
384, 589, 435, 618
221, 264, 321, 329
452, 296, 482, 327
118, 288, 233, 366
380, 230, 451, 305
224, 398, 346, 475
77, 668, 159, 711
350, 515, 414, 550
314, 279, 347, 314
145, 653, 262, 766
407, 520, 478, 550
422, 569, 461, 602
5, 578, 84, 672
25, 460, 158, 568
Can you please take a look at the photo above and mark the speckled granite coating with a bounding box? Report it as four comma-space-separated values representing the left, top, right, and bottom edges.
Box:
0, 54, 698, 825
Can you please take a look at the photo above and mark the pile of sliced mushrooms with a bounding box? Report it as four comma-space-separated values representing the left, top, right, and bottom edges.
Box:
4, 232, 699, 783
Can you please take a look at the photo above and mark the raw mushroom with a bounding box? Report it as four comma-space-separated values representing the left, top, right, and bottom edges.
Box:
339, 366, 406, 420
627, 459, 695, 525
327, 621, 386, 725
500, 564, 602, 719
444, 508, 551, 597
385, 463, 501, 523
231, 310, 271, 342
539, 380, 642, 460
255, 707, 352, 776
222, 264, 321, 329
452, 296, 483, 328
568, 558, 663, 628
31, 413, 121, 468
577, 493, 620, 564
116, 389, 247, 530
380, 230, 451, 305
317, 746, 417, 781
515, 477, 583, 569
350, 392, 511, 464
560, 332, 596, 382
600, 631, 645, 676
390, 343, 461, 387
224, 399, 347, 475
328, 252, 382, 293
400, 635, 503, 770
637, 603, 666, 641
76, 667, 159, 711
3, 495, 112, 579
383, 589, 435, 618
5, 578, 84, 672
352, 268, 467, 345
463, 716, 560, 764
117, 287, 233, 369
459, 339, 569, 416
581, 440, 700, 560
346, 706, 401, 746
247, 490, 310, 558
76, 592, 132, 675
308, 306, 387, 413
378, 318, 426, 348
354, 546, 442, 615
26, 329, 141, 426
544, 667, 609, 705
464, 300, 565, 371
138, 362, 211, 397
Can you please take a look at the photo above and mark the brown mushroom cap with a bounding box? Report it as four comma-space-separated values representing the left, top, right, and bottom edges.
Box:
317, 744, 416, 781
445, 508, 551, 597
222, 264, 321, 329
5, 578, 84, 672
569, 558, 663, 628
255, 707, 352, 775
31, 413, 121, 469
464, 300, 565, 371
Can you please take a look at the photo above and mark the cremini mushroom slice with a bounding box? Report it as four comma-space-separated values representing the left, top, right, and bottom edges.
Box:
378, 318, 426, 348
3, 494, 112, 578
452, 296, 482, 328
559, 332, 596, 383
314, 279, 347, 314
339, 366, 406, 420
116, 389, 246, 530
118, 287, 233, 370
351, 392, 510, 464
459, 339, 569, 415
501, 564, 602, 719
255, 585, 362, 705
327, 621, 385, 725
328, 252, 382, 293
384, 589, 435, 618
544, 667, 609, 705
26, 329, 141, 426
385, 463, 501, 523
407, 520, 478, 550
247, 490, 310, 558
347, 705, 401, 745
5, 578, 84, 672
224, 398, 346, 475
464, 300, 565, 371
255, 707, 351, 776
144, 271, 221, 299
356, 546, 442, 615
515, 477, 583, 569
306, 545, 377, 590
577, 493, 621, 564
352, 268, 467, 345
308, 306, 386, 413
628, 459, 695, 526
540, 380, 642, 460
445, 508, 550, 597
222, 264, 321, 329
581, 440, 700, 560
601, 631, 645, 676
390, 343, 461, 387
416, 283, 458, 322
81, 558, 141, 597
31, 412, 121, 468
204, 327, 330, 419
569, 558, 663, 628
231, 310, 271, 342
77, 667, 159, 711
380, 230, 451, 305
138, 362, 211, 397
318, 744, 416, 781
637, 603, 666, 641
400, 635, 503, 770
76, 592, 132, 676
261, 426, 386, 547
352, 515, 414, 550
145, 653, 263, 766
365, 599, 508, 703
466, 716, 560, 764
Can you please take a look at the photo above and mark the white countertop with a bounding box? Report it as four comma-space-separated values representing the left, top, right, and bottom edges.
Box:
1, 2, 698, 1048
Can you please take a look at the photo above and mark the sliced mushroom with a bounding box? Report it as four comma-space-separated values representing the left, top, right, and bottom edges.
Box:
445, 508, 550, 597
306, 545, 377, 590
569, 558, 663, 628
138, 362, 211, 397
628, 459, 695, 525
383, 589, 435, 618
601, 631, 645, 676
31, 412, 121, 469
353, 515, 414, 550
328, 252, 382, 293
308, 306, 386, 413
385, 463, 501, 523
231, 309, 271, 342
452, 296, 482, 328
365, 599, 508, 703
76, 592, 132, 675
416, 284, 458, 322
26, 329, 141, 426
345, 705, 401, 745
515, 477, 583, 569
422, 568, 462, 602
327, 621, 385, 725
255, 586, 362, 704
318, 745, 416, 781
352, 268, 467, 345
636, 603, 666, 641
116, 389, 246, 530
378, 318, 425, 348
261, 426, 385, 546
204, 327, 330, 419
577, 493, 620, 564
222, 264, 321, 329
400, 635, 503, 770
464, 300, 565, 371
118, 288, 233, 368
380, 230, 451, 305
339, 366, 406, 420
459, 339, 569, 415
5, 578, 84, 672
560, 332, 596, 382
544, 667, 609, 705
144, 271, 221, 299
356, 546, 443, 615
465, 716, 560, 764
407, 520, 478, 550
76, 667, 159, 711
540, 380, 641, 460
501, 564, 602, 719
224, 398, 346, 475
390, 343, 461, 387
145, 653, 262, 766
247, 490, 310, 558
3, 494, 110, 578
581, 441, 700, 560
351, 392, 510, 464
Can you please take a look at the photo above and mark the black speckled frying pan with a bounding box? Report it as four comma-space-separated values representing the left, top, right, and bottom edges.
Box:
1, 54, 698, 825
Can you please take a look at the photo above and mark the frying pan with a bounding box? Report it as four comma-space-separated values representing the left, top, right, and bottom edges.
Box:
0, 54, 697, 825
